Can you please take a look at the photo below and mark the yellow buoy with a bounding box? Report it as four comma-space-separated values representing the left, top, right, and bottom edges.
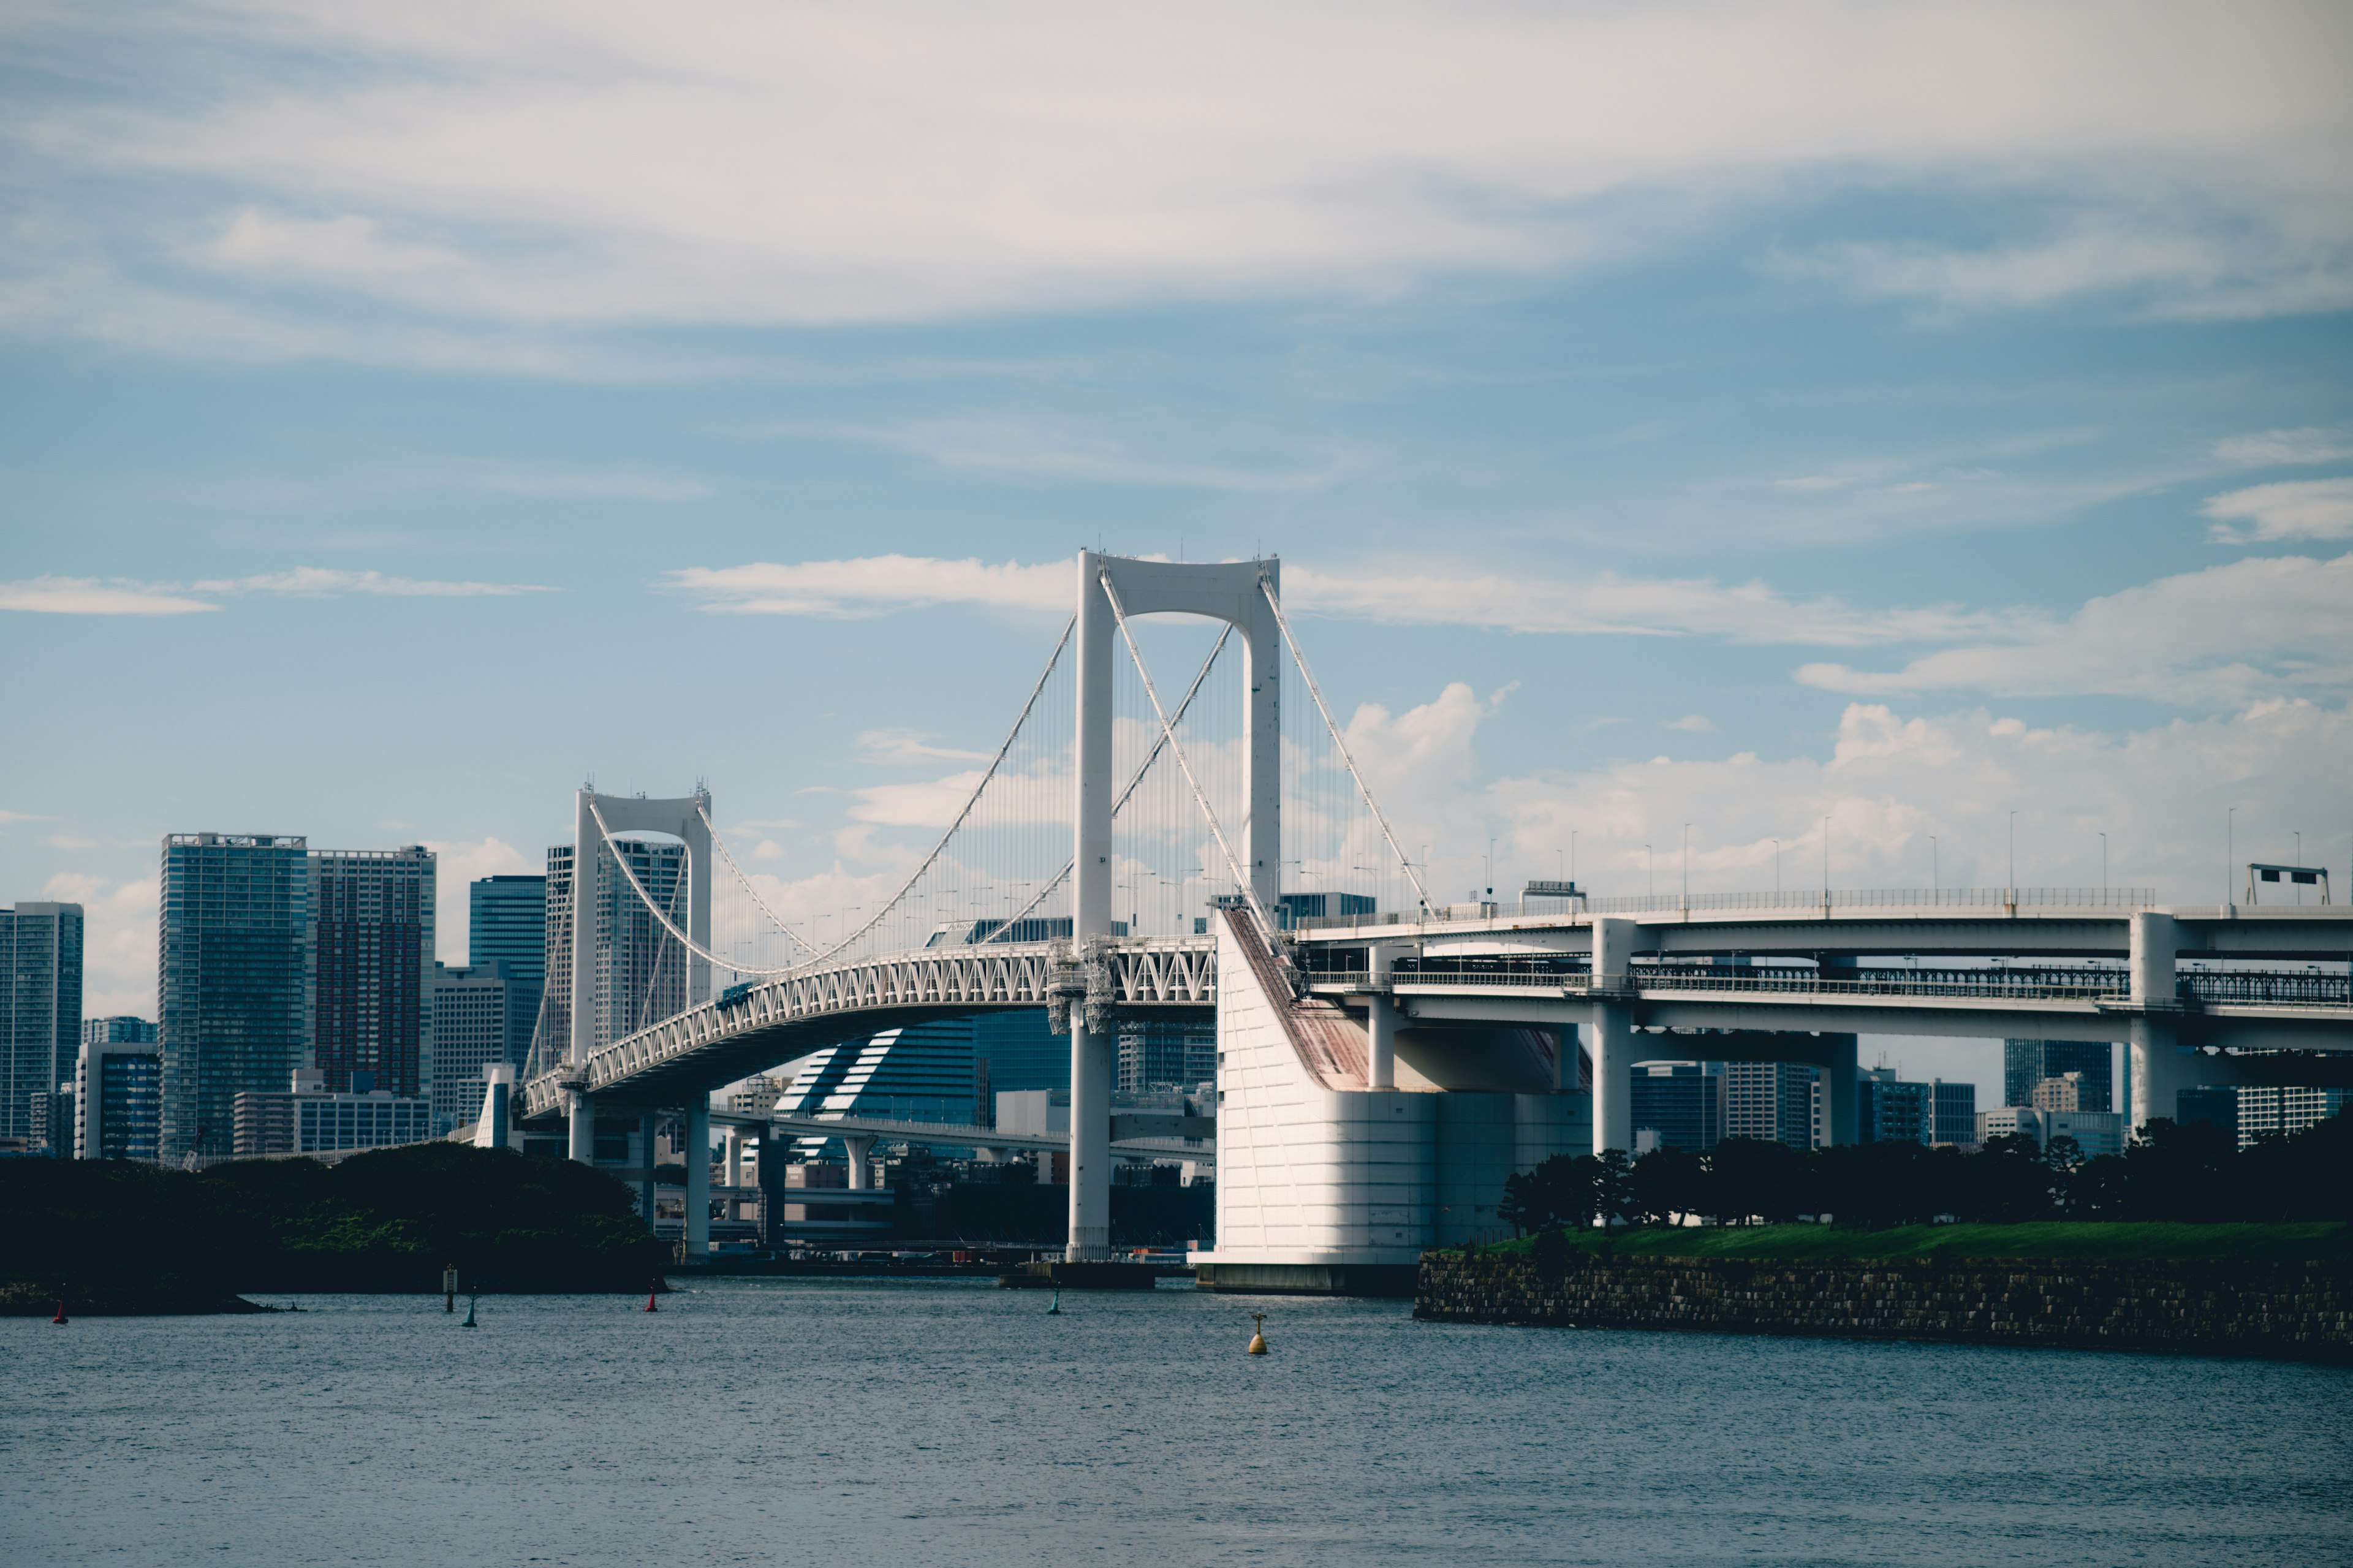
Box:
1246, 1311, 1268, 1355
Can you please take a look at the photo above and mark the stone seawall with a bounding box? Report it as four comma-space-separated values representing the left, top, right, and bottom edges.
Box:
1415, 1252, 2353, 1363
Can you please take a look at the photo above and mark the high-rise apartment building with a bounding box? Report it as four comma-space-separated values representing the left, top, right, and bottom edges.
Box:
1857, 1069, 1931, 1144
1724, 1060, 1818, 1149
2235, 1086, 2346, 1148
1631, 1061, 1726, 1152
1928, 1080, 1979, 1148
308, 847, 435, 1101
1118, 1018, 1216, 1094
469, 874, 547, 1070
161, 834, 309, 1162
593, 837, 686, 1050
76, 1020, 160, 1161
540, 846, 573, 1067
430, 961, 513, 1129
4, 901, 85, 1145
2004, 1039, 2112, 1112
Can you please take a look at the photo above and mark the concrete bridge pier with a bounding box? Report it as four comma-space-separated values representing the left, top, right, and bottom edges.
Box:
2128, 911, 2190, 1132
1590, 917, 1642, 1155
567, 1090, 596, 1163
1368, 942, 1408, 1089
842, 1134, 876, 1195
684, 1102, 711, 1259
1068, 1021, 1114, 1260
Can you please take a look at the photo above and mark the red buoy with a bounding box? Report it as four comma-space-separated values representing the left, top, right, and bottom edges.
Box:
50, 1300, 67, 1325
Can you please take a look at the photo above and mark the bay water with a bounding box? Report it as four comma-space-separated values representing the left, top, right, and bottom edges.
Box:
5, 1277, 2349, 1566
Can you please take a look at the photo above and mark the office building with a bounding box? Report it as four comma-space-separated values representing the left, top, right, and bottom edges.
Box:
1976, 1104, 2124, 1157
2175, 1086, 2238, 1140
430, 961, 515, 1130
1631, 1061, 1726, 1152
1857, 1068, 1931, 1144
1928, 1080, 1978, 1148
469, 874, 547, 1070
2004, 1039, 2112, 1112
2235, 1086, 2347, 1148
308, 846, 434, 1104
4, 901, 85, 1146
1119, 1018, 1216, 1094
1725, 1060, 1819, 1148
161, 834, 310, 1162
75, 1023, 161, 1161
233, 1067, 436, 1157
2030, 1072, 2094, 1112
539, 846, 573, 1067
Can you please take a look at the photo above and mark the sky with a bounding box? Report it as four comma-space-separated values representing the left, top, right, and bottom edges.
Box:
4, 2, 2349, 1095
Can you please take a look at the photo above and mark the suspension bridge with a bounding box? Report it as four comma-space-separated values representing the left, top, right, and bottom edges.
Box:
490, 551, 2353, 1290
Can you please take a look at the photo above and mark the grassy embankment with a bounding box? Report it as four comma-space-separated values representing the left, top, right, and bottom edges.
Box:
1468, 1220, 2352, 1262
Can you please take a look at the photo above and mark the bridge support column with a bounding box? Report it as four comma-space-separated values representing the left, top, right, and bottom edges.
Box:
1367, 942, 1407, 1091
1589, 917, 1641, 1156
1068, 1021, 1114, 1260
2128, 911, 2186, 1132
724, 1129, 745, 1219
639, 1112, 657, 1225
685, 1102, 711, 1260
1818, 1034, 1858, 1147
2129, 1017, 2199, 1136
842, 1134, 876, 1194
567, 1091, 596, 1164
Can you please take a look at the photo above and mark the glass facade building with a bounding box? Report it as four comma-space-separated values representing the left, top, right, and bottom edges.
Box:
469, 874, 547, 1072
75, 1033, 161, 1161
160, 834, 309, 1162
1857, 1070, 1931, 1144
308, 847, 435, 1100
1724, 1060, 1819, 1149
4, 901, 85, 1146
1631, 1061, 1726, 1152
2004, 1039, 2112, 1112
1119, 1018, 1216, 1094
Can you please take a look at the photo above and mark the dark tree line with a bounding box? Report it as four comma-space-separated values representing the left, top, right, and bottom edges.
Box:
1499, 1114, 2353, 1233
1, 1142, 666, 1309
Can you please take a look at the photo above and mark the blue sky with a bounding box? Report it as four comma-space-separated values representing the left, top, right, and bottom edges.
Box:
4, 0, 2350, 1097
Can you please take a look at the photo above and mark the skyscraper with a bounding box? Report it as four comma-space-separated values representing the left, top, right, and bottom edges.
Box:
2004, 1039, 2112, 1112
469, 873, 547, 1070
430, 961, 513, 1129
160, 833, 309, 1162
3, 901, 84, 1145
1724, 1061, 1818, 1149
308, 847, 435, 1099
1631, 1061, 1726, 1151
593, 836, 686, 1050
539, 845, 572, 1068
1118, 1018, 1216, 1093
1857, 1068, 1931, 1143
76, 1019, 160, 1161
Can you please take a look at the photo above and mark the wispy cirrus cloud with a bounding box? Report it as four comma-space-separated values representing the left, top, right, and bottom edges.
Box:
2201, 477, 2353, 543
660, 554, 2022, 648
2215, 428, 2352, 468
1, 567, 555, 615
857, 729, 991, 765
1798, 553, 2353, 706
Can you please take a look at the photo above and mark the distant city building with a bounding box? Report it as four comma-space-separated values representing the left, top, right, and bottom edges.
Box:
726, 1074, 784, 1115
2004, 1039, 2111, 1111
1857, 1068, 1931, 1144
430, 961, 514, 1130
233, 1067, 436, 1157
2030, 1072, 2091, 1112
308, 846, 434, 1102
75, 1029, 161, 1161
1929, 1080, 1979, 1148
1724, 1060, 1818, 1149
4, 900, 85, 1146
469, 874, 547, 1071
539, 845, 573, 1067
1976, 1104, 2123, 1157
27, 1083, 72, 1157
975, 1010, 1066, 1096
161, 833, 310, 1162
2235, 1085, 2347, 1148
593, 836, 687, 1051
1631, 1061, 1726, 1152
2175, 1086, 2238, 1140
1119, 1018, 1216, 1094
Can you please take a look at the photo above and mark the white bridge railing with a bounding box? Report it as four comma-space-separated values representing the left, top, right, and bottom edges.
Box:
520, 937, 1216, 1119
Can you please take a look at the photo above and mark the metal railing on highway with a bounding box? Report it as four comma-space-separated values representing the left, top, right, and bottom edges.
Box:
1295, 887, 2159, 932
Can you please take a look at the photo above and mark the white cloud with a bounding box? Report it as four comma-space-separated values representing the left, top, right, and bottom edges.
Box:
2201, 477, 2353, 543
1666, 714, 1715, 733
664, 557, 1068, 618
2, 566, 551, 614
846, 770, 990, 830
0, 577, 221, 615
1340, 685, 2348, 909
1797, 553, 2353, 706
42, 871, 157, 1020
424, 836, 533, 964
2215, 428, 2352, 468
664, 553, 2024, 646
191, 567, 553, 597
6, 0, 2350, 360
857, 729, 991, 765
0, 809, 56, 824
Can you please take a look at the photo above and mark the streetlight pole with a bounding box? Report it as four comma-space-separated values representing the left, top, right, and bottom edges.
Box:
2227, 807, 2236, 907
1930, 835, 1938, 896
1772, 838, 1781, 896
2007, 811, 2016, 895
2099, 832, 2107, 896
1645, 844, 1654, 898
1681, 822, 1691, 904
